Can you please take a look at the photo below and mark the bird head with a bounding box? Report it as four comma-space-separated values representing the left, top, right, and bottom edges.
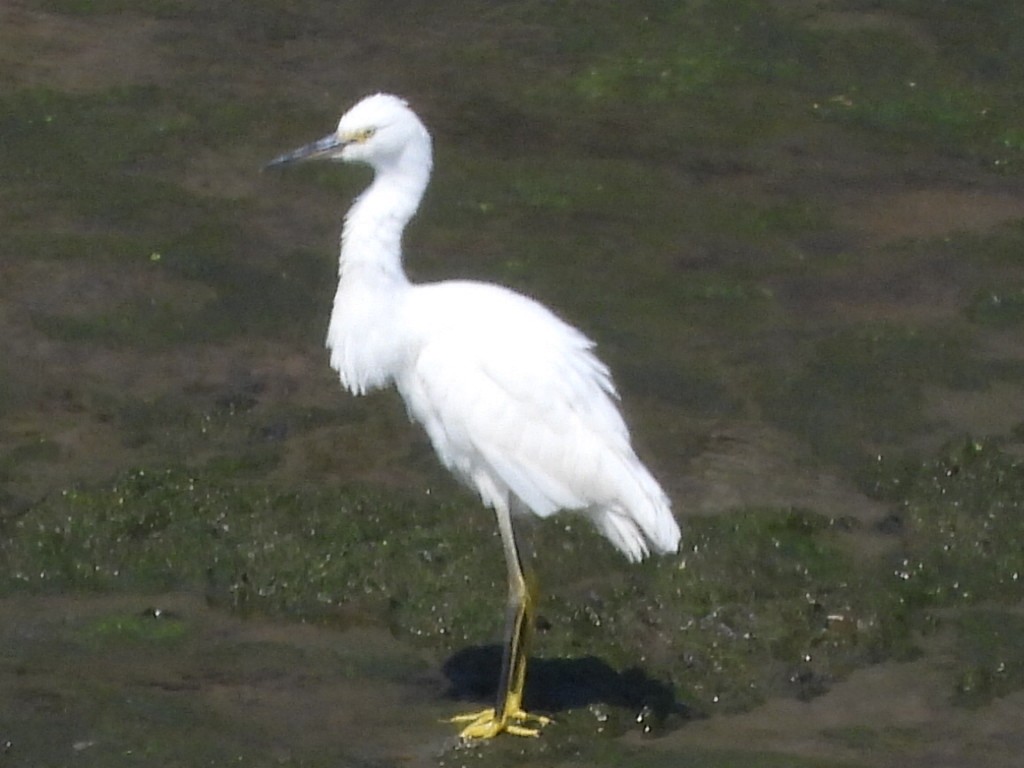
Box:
266, 93, 431, 172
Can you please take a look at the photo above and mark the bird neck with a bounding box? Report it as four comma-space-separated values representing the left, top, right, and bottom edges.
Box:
339, 149, 432, 284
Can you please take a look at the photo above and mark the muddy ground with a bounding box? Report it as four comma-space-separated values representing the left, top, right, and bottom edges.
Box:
2, 2, 1023, 766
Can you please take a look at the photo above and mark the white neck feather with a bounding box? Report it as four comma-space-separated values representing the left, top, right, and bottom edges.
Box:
338, 142, 432, 282
327, 129, 433, 394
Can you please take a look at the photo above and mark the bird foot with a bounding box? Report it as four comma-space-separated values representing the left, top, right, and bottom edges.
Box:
449, 707, 551, 739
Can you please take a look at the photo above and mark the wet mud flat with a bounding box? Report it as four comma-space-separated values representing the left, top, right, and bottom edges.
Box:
0, 592, 449, 767
2, 1, 1024, 766
2, 443, 1022, 767
1, 590, 1022, 768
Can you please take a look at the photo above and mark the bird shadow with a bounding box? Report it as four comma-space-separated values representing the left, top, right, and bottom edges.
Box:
442, 645, 692, 732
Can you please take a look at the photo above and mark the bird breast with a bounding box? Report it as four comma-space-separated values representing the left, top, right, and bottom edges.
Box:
326, 274, 413, 395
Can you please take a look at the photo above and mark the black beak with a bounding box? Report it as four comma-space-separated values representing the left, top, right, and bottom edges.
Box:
265, 133, 345, 169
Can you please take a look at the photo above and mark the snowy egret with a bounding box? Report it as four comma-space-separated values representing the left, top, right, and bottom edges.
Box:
267, 93, 681, 739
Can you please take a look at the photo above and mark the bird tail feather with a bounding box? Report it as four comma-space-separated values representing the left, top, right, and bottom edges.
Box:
594, 454, 680, 562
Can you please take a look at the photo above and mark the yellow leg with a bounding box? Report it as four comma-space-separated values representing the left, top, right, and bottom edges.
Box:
449, 500, 551, 740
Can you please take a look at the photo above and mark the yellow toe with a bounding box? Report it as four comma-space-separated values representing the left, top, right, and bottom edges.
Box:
449, 707, 551, 740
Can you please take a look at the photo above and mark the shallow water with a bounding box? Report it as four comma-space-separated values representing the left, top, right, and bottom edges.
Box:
2, 1, 1024, 766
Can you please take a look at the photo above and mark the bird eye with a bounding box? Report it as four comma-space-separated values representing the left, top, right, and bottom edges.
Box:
352, 127, 376, 143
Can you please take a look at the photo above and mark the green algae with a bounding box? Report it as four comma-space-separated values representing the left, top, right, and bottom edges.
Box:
804, 5, 1024, 170
528, 1, 811, 109
966, 287, 1024, 328
869, 438, 1024, 609
8, 434, 1022, 720
36, 0, 197, 15
861, 437, 1024, 710
885, 0, 1024, 83
81, 610, 188, 645
0, 85, 330, 348
760, 323, 982, 468
951, 609, 1024, 708
821, 723, 924, 754
451, 0, 1024, 172
812, 82, 1024, 169
0, 468, 502, 636
621, 508, 909, 713
0, 86, 199, 201
0, 468, 908, 720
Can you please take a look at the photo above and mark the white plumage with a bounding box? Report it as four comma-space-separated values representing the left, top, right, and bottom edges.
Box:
397, 279, 677, 561
268, 93, 680, 738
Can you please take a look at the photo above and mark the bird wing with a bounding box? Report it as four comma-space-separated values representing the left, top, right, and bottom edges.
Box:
397, 281, 636, 518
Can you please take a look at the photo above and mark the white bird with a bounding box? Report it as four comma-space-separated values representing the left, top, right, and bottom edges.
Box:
267, 93, 681, 739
